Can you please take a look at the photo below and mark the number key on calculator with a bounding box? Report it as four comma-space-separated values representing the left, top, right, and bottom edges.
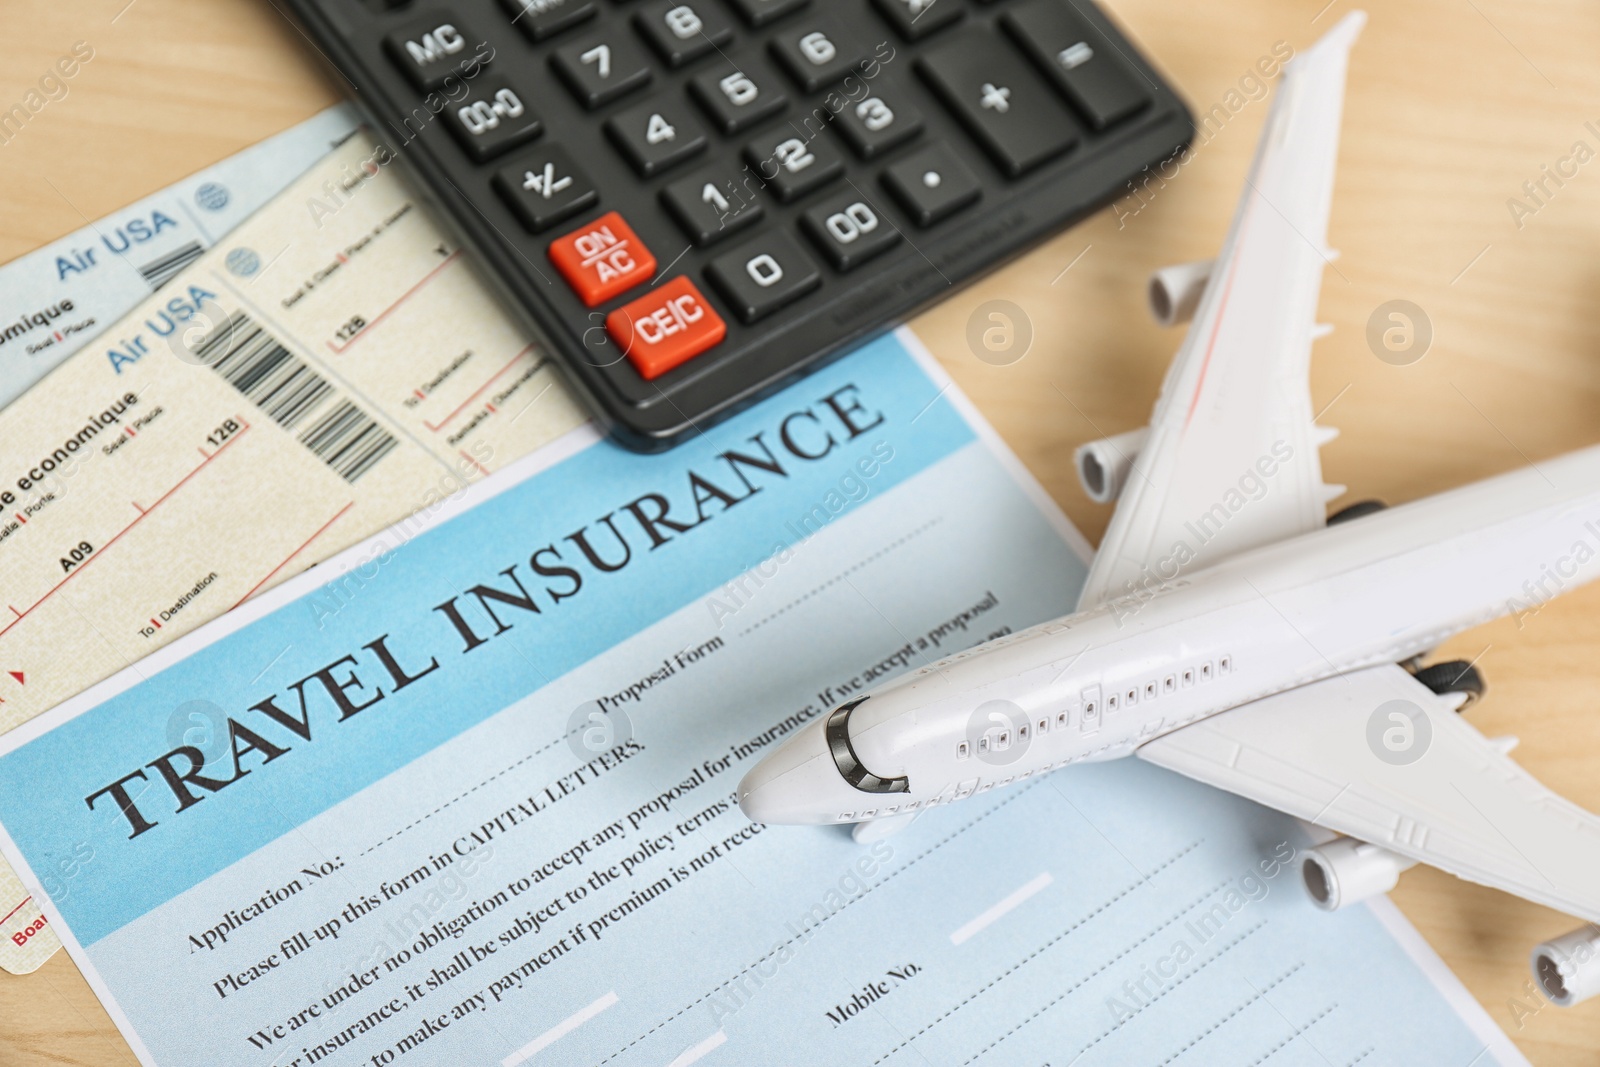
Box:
284, 0, 1192, 449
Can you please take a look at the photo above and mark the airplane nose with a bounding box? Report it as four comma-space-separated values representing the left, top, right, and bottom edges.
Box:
738, 720, 863, 825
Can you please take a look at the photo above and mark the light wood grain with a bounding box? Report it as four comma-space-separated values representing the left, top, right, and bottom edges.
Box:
3, 0, 1600, 1062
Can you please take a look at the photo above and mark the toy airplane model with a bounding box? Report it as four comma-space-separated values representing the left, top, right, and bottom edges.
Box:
739, 11, 1600, 1007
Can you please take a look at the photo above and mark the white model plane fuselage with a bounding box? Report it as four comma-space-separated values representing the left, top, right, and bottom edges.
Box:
740, 446, 1600, 826
739, 9, 1600, 1010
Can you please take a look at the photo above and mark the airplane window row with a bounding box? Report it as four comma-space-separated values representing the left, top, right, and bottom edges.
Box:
951, 652, 1235, 764
1093, 654, 1233, 720
838, 653, 1240, 821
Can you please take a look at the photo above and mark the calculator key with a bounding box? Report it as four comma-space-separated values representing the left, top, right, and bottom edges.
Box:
607, 276, 727, 380
917, 29, 1082, 177
744, 131, 843, 202
499, 0, 596, 41
606, 100, 709, 177
1003, 1, 1150, 130
871, 0, 962, 41
770, 17, 869, 92
635, 0, 735, 67
661, 168, 765, 245
832, 81, 923, 158
689, 58, 788, 135
444, 80, 542, 161
800, 192, 901, 270
548, 211, 657, 306
881, 143, 980, 225
725, 0, 807, 26
706, 231, 821, 323
493, 145, 599, 231
551, 34, 652, 108
385, 14, 491, 91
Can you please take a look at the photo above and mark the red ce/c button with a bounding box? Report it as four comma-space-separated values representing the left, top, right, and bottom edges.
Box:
605, 276, 726, 381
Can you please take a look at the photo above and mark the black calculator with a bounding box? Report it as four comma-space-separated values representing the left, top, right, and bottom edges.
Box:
283, 0, 1192, 450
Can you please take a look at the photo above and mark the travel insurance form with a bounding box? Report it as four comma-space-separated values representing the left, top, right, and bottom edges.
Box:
0, 333, 1525, 1065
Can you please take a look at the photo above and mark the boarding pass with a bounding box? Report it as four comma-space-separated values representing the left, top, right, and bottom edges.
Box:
0, 105, 361, 410
0, 130, 587, 973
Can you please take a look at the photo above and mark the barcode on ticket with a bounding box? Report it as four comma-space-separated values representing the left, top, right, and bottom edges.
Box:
193, 310, 398, 483
296, 399, 399, 484
138, 241, 204, 290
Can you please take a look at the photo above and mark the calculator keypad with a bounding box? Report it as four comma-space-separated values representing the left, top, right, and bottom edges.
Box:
330, 0, 1191, 446
552, 33, 653, 107
871, 0, 963, 41
743, 131, 844, 202
661, 167, 765, 245
499, 0, 596, 42
607, 99, 711, 176
444, 79, 543, 161
768, 17, 869, 91
917, 28, 1081, 177
385, 15, 491, 89
688, 57, 789, 134
635, 0, 737, 67
800, 191, 901, 270
493, 145, 599, 230
832, 80, 923, 158
707, 231, 821, 322
607, 276, 727, 379
882, 143, 980, 225
548, 211, 657, 306
1002, 0, 1149, 130
724, 0, 809, 27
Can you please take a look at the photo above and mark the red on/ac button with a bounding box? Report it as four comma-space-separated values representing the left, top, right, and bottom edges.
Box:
606, 276, 726, 381
548, 211, 656, 307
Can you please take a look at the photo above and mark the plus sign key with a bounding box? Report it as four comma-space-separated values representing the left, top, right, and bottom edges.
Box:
917, 28, 1081, 177
494, 145, 599, 232
605, 277, 727, 380
548, 212, 657, 306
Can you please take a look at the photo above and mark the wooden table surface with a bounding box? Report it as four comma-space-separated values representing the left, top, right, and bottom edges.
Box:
4, 0, 1600, 1062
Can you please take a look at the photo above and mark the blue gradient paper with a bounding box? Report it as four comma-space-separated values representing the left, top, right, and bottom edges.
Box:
0, 332, 1524, 1066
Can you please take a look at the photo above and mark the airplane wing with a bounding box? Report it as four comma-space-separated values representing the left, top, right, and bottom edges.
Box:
1077, 12, 1366, 610
1137, 664, 1600, 923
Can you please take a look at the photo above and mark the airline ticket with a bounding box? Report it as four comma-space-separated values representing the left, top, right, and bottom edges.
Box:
0, 105, 361, 410
0, 130, 586, 973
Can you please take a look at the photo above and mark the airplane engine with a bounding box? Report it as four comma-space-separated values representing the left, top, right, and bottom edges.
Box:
1300, 837, 1416, 910
1075, 427, 1149, 504
1148, 259, 1214, 327
1531, 926, 1600, 1006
